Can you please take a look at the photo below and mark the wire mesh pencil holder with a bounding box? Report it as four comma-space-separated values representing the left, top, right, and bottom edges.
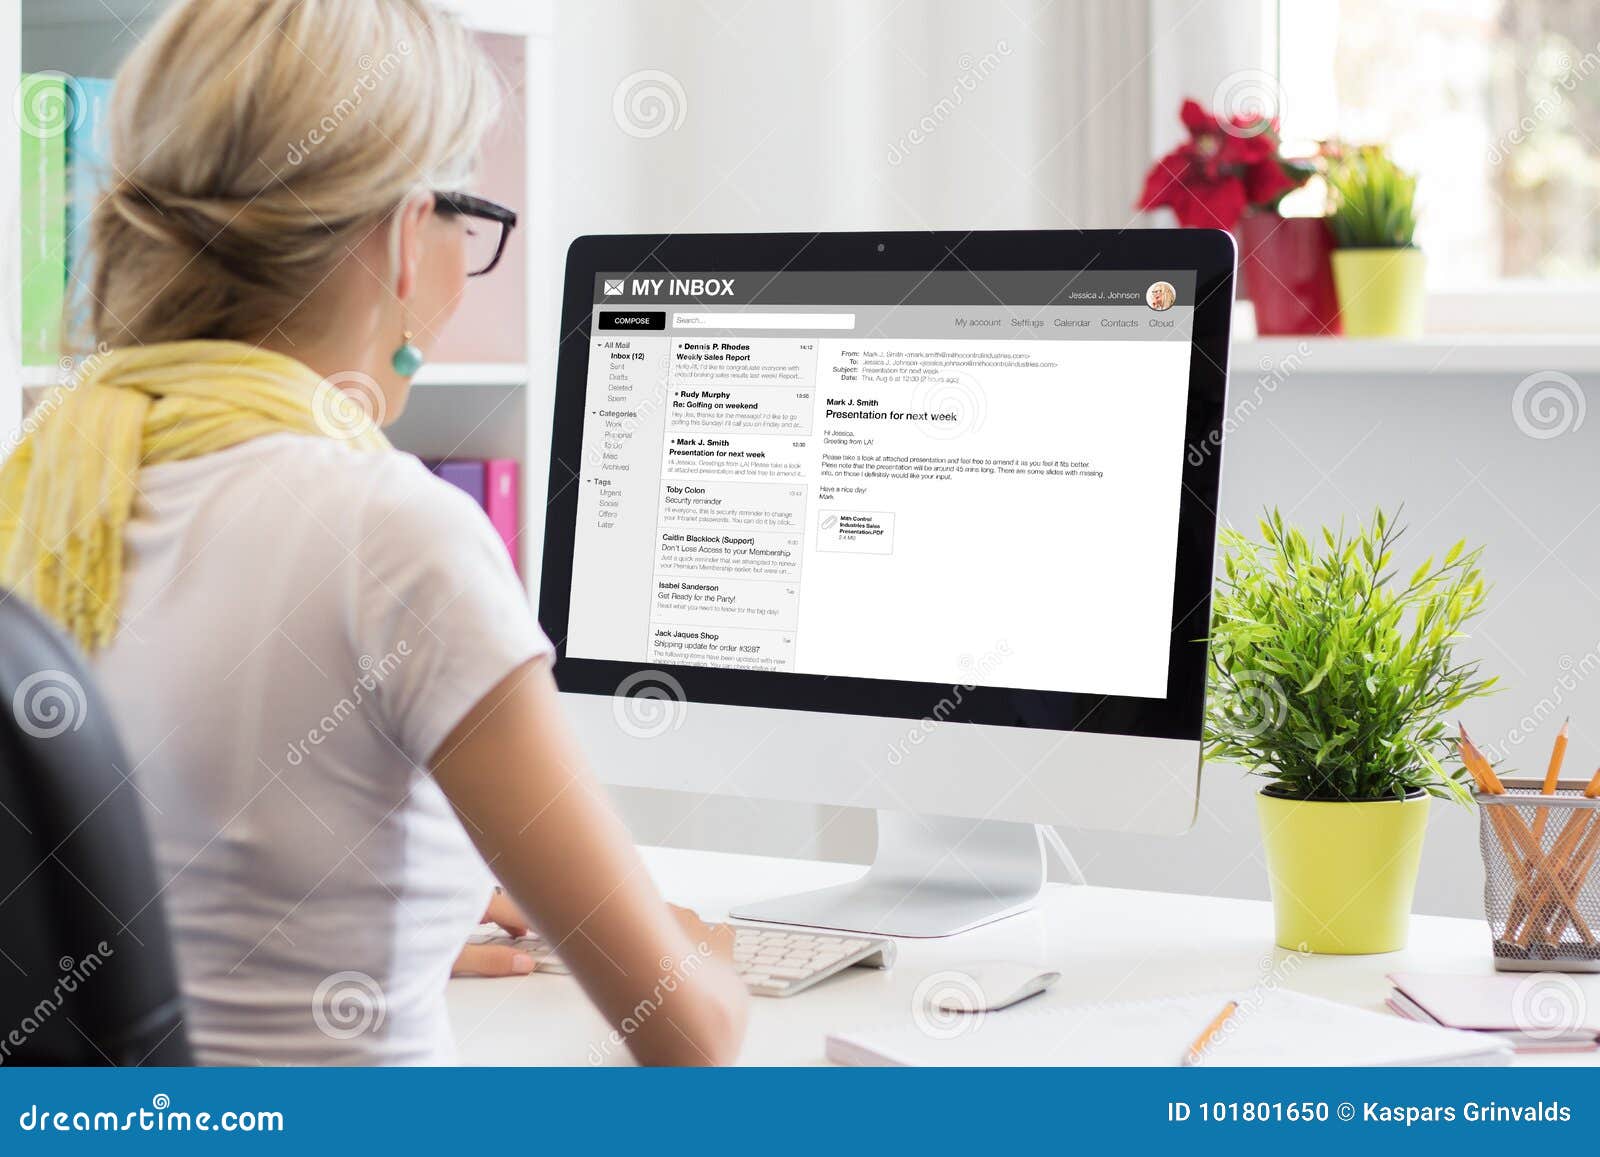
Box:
1479, 778, 1600, 973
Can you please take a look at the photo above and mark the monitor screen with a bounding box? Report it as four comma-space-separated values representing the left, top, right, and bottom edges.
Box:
562, 267, 1198, 702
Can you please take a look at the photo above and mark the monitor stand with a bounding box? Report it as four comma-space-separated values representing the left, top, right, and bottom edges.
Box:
728, 811, 1048, 938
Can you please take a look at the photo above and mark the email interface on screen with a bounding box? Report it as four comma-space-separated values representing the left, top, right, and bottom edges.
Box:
566, 269, 1197, 698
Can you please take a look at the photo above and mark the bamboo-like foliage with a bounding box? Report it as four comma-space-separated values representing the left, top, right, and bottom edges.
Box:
1206, 508, 1496, 804
1327, 147, 1420, 249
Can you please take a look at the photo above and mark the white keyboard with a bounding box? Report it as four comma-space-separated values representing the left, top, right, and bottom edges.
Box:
469, 923, 895, 997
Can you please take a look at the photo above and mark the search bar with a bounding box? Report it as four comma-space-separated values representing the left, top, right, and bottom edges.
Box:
671, 312, 855, 331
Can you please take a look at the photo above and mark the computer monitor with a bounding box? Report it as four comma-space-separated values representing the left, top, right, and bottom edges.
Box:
539, 230, 1234, 936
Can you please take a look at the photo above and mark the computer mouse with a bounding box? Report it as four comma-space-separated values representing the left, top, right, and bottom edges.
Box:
932, 962, 1060, 1013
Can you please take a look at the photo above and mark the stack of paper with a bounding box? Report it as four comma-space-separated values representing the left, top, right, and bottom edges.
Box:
828, 988, 1512, 1067
1388, 972, 1600, 1054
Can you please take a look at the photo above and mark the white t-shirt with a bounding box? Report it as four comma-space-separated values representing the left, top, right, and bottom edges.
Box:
93, 433, 550, 1065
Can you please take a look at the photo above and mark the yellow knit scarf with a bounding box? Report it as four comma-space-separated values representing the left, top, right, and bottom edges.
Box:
0, 340, 389, 652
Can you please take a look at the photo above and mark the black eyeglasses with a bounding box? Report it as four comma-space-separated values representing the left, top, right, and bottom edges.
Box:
432, 190, 518, 277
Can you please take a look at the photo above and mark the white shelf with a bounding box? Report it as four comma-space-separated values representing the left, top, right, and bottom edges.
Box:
1234, 335, 1600, 376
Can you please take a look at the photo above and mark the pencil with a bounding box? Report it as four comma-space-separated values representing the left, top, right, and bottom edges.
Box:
1543, 766, 1600, 941
1459, 725, 1562, 939
1534, 719, 1570, 842
1458, 727, 1505, 794
1545, 818, 1600, 943
1181, 999, 1239, 1067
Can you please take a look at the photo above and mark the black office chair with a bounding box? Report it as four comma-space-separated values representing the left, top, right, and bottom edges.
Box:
0, 591, 192, 1065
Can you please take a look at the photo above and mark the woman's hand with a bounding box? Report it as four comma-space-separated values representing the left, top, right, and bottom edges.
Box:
669, 904, 736, 967
452, 890, 537, 978
433, 660, 749, 1064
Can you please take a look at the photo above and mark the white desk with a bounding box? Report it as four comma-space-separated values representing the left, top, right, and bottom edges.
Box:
448, 846, 1600, 1066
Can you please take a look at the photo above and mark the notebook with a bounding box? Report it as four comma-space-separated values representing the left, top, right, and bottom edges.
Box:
1388, 972, 1600, 1052
826, 988, 1512, 1067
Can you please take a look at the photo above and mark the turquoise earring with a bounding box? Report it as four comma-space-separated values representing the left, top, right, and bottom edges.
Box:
391, 328, 424, 377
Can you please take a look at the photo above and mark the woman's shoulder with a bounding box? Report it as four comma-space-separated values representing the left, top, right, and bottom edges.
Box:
231, 433, 481, 537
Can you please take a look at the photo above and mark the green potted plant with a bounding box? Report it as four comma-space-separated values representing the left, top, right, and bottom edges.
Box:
1207, 508, 1495, 954
1326, 146, 1424, 337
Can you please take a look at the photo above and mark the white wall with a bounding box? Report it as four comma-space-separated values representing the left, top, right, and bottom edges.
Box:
1080, 354, 1600, 919
551, 0, 1161, 862
549, 1, 1580, 921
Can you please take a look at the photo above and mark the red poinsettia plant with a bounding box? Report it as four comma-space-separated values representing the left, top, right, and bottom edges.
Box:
1138, 99, 1316, 230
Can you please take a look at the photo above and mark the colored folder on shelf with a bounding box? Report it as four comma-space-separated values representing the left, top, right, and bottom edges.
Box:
484, 459, 521, 575
65, 77, 113, 340
429, 459, 520, 573
434, 460, 487, 508
20, 73, 67, 365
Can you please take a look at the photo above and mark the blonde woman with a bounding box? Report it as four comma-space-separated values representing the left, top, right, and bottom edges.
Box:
0, 0, 746, 1066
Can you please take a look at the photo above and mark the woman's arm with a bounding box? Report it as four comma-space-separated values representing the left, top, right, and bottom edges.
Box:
430, 659, 749, 1066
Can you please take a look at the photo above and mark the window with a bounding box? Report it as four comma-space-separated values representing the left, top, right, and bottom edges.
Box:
1278, 0, 1600, 290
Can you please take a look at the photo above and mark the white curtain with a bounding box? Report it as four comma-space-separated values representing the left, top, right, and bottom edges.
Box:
554, 0, 1161, 241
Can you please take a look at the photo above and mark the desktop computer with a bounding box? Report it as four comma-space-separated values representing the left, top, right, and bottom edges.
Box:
539, 229, 1234, 937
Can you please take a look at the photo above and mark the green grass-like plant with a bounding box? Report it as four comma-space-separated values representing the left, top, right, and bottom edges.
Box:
1327, 146, 1420, 249
1206, 508, 1495, 805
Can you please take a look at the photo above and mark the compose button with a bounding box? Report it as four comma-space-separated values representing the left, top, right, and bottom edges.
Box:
598, 310, 667, 331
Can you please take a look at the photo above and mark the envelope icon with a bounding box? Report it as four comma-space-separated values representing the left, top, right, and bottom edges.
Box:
603, 278, 625, 296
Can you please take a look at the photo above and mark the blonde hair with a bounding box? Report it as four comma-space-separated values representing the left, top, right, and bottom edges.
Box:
84, 0, 500, 350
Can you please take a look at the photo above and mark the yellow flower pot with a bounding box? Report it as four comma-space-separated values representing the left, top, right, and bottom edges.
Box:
1257, 788, 1430, 954
1330, 248, 1426, 337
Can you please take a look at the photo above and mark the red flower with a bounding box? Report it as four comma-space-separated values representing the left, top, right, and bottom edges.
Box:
1137, 98, 1309, 230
